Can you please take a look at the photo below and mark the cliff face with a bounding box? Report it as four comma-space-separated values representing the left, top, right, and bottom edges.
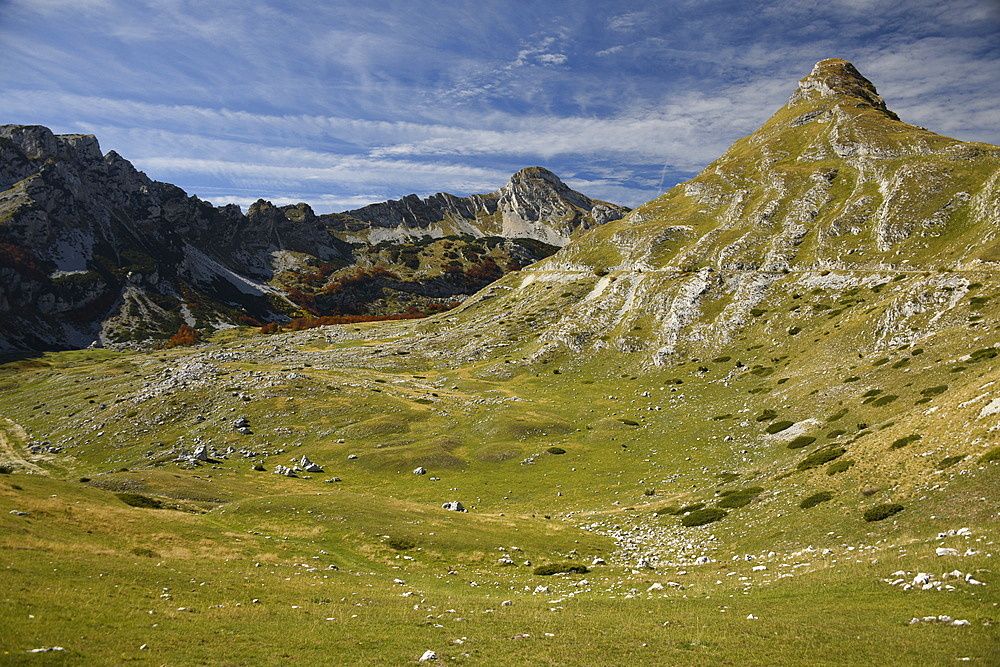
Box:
330, 166, 629, 246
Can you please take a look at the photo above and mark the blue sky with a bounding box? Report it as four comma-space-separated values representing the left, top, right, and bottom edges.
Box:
1, 0, 998, 213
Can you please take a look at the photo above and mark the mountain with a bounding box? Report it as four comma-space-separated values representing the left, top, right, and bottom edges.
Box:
0, 127, 625, 350
0, 60, 997, 664
430, 58, 998, 365
329, 166, 627, 246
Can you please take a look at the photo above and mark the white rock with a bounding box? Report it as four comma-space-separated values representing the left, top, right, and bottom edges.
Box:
419, 649, 438, 662
647, 583, 664, 591
936, 547, 959, 557
746, 614, 758, 620
952, 619, 971, 626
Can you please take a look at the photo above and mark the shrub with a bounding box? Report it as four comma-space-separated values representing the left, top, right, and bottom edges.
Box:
164, 324, 200, 348
78, 477, 91, 483
534, 563, 589, 576
788, 326, 801, 336
620, 419, 640, 426
826, 429, 846, 439
116, 493, 163, 509
755, 409, 777, 422
716, 486, 764, 509
826, 408, 849, 422
798, 447, 846, 470
980, 447, 1000, 464
800, 491, 834, 509
766, 420, 795, 434
681, 508, 728, 526
385, 537, 416, 551
0, 465, 13, 474
643, 488, 656, 496
920, 385, 948, 397
871, 395, 898, 407
787, 435, 817, 449
675, 502, 706, 515
654, 506, 680, 516
826, 459, 855, 475
889, 434, 921, 450
863, 503, 904, 522
252, 463, 266, 471
546, 446, 566, 455
130, 547, 159, 558
936, 455, 965, 470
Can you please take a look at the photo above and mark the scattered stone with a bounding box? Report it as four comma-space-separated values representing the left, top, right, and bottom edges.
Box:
347, 454, 358, 460
190, 444, 209, 462
694, 556, 713, 565
442, 501, 466, 512
936, 547, 960, 557
300, 456, 323, 473
325, 477, 342, 483
419, 649, 437, 662
26, 647, 65, 653
413, 467, 427, 475
647, 583, 664, 591
9, 510, 30, 516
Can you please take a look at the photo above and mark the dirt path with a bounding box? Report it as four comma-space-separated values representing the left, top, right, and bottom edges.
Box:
0, 416, 47, 474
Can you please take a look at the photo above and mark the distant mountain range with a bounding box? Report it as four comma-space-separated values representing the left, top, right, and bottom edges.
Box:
0, 128, 627, 350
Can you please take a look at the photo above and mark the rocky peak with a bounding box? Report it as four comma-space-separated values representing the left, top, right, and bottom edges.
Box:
789, 58, 898, 119
501, 166, 593, 213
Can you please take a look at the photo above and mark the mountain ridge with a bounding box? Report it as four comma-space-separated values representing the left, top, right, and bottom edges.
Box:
0, 126, 625, 350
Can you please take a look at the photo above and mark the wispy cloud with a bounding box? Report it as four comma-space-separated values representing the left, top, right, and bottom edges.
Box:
1, 0, 997, 214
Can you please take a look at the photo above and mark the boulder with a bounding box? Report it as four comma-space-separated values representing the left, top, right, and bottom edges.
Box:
441, 501, 466, 512
300, 456, 323, 473
419, 650, 437, 662
190, 444, 209, 461
413, 466, 427, 475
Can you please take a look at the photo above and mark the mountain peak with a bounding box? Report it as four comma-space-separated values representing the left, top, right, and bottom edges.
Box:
508, 166, 563, 187
790, 58, 897, 118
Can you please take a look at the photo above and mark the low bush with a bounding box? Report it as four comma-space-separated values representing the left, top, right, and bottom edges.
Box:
980, 447, 1000, 464
681, 508, 728, 526
654, 506, 680, 516
826, 429, 846, 439
716, 487, 763, 509
800, 491, 834, 509
116, 493, 163, 509
674, 502, 706, 515
871, 395, 898, 407
533, 563, 589, 576
546, 446, 567, 455
755, 409, 777, 422
826, 459, 855, 475
766, 420, 795, 434
863, 503, 904, 522
798, 447, 846, 470
936, 455, 965, 470
0, 465, 13, 474
130, 547, 159, 558
787, 435, 816, 449
889, 434, 921, 450
385, 537, 416, 551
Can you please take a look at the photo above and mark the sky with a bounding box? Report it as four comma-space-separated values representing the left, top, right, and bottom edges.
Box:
1, 0, 998, 213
